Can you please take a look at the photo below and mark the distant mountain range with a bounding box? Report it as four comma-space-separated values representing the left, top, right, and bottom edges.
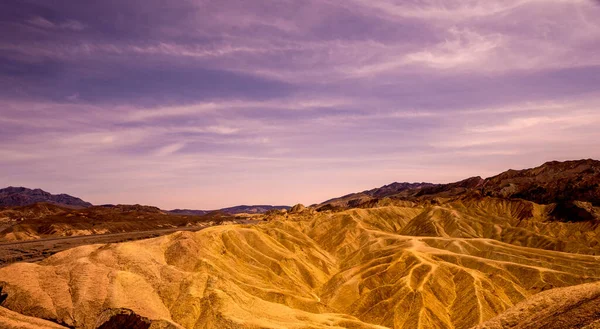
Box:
0, 187, 92, 208
4, 159, 599, 218
0, 186, 290, 215
168, 205, 291, 216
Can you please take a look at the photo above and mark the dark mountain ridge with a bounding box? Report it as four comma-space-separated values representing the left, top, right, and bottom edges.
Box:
317, 159, 600, 220
0, 187, 290, 216
5, 159, 599, 225
0, 187, 92, 208
317, 182, 436, 210
169, 205, 290, 215
481, 159, 600, 206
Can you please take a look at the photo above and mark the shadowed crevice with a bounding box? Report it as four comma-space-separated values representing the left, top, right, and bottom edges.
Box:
95, 309, 152, 329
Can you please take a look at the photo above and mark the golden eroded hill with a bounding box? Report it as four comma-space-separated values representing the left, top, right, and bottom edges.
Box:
1, 197, 600, 328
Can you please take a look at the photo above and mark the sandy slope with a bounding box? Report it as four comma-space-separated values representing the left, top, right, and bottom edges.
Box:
475, 281, 600, 328
0, 306, 67, 329
1, 199, 600, 328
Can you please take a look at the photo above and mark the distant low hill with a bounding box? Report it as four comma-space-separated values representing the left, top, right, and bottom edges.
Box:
169, 205, 290, 215
0, 202, 233, 241
0, 187, 92, 208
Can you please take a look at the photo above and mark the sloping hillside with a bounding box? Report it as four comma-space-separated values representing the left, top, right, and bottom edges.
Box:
476, 281, 600, 329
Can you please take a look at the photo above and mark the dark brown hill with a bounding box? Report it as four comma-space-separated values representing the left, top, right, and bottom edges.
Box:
0, 202, 233, 241
0, 187, 92, 208
316, 182, 435, 210
415, 176, 485, 199
317, 160, 600, 218
481, 159, 600, 205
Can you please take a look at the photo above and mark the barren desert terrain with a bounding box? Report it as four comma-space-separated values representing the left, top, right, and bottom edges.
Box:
1, 160, 600, 328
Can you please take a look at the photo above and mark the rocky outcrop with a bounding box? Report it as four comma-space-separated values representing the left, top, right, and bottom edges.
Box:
549, 201, 598, 222
289, 203, 307, 213
95, 309, 152, 329
95, 308, 183, 329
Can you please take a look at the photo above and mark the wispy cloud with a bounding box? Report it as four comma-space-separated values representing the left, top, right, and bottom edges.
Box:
154, 143, 186, 156
334, 0, 586, 20
468, 111, 600, 133
26, 16, 86, 31
204, 125, 239, 135
404, 28, 502, 69
125, 98, 349, 121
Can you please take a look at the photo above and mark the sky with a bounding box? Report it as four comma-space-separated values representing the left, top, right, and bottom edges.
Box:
1, 0, 600, 209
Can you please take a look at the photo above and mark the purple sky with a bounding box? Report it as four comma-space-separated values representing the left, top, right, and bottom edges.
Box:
1, 0, 600, 209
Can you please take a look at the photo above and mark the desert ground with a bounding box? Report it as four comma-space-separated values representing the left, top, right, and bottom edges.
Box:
1, 160, 600, 328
